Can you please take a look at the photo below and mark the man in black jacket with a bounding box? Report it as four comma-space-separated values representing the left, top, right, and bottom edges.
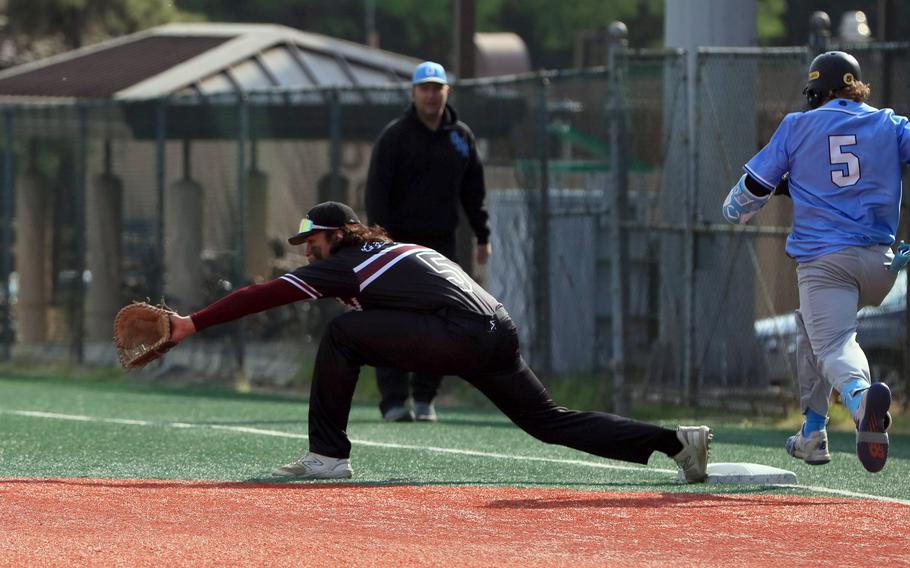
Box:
365, 61, 492, 423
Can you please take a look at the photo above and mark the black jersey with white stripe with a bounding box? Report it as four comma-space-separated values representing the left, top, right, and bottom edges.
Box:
284, 241, 500, 316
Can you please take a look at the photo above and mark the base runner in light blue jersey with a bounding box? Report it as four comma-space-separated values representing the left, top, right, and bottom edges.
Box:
722, 51, 910, 473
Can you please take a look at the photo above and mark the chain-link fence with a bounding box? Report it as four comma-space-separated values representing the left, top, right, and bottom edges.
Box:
1, 42, 908, 411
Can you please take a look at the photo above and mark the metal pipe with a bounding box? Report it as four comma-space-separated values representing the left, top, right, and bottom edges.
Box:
329, 89, 342, 201
72, 104, 88, 363
154, 99, 167, 303
607, 23, 630, 415
0, 109, 13, 359
535, 77, 551, 373
234, 95, 250, 374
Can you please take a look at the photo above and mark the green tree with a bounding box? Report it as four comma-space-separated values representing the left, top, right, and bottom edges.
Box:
7, 0, 181, 50
757, 0, 787, 44
174, 0, 667, 68
168, 0, 794, 69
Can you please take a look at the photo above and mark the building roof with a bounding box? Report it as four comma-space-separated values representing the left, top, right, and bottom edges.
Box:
0, 23, 421, 101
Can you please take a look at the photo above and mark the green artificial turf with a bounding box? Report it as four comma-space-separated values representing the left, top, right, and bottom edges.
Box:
1, 374, 908, 501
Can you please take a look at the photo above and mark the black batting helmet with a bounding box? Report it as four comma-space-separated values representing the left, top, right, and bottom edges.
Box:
803, 51, 862, 109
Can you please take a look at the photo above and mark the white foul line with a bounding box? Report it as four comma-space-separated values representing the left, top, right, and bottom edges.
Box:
5, 409, 910, 506
6, 410, 660, 474
779, 484, 910, 506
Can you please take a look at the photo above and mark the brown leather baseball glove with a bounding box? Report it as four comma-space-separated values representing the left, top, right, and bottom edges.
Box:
112, 302, 177, 369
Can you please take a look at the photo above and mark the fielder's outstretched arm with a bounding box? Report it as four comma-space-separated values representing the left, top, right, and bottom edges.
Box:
165, 277, 320, 348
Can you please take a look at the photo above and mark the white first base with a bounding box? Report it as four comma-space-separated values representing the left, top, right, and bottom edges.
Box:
677, 462, 797, 485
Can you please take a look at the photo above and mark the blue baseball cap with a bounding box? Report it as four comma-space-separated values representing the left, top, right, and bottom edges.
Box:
412, 61, 448, 85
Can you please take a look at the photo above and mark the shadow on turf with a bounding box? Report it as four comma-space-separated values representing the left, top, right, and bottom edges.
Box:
482, 492, 850, 509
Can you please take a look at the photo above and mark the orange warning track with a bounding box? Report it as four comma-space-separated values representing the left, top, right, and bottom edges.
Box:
1, 478, 908, 566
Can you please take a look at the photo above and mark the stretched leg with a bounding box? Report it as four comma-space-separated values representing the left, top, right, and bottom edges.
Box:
465, 355, 676, 465
309, 309, 697, 475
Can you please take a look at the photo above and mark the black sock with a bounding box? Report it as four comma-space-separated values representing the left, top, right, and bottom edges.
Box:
657, 429, 684, 457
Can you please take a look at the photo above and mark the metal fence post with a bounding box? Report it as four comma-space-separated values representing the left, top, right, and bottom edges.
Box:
607, 22, 630, 415
154, 98, 167, 303
682, 51, 700, 406
0, 108, 13, 359
808, 11, 831, 55
328, 89, 343, 201
72, 103, 88, 363
535, 76, 552, 374
234, 95, 250, 381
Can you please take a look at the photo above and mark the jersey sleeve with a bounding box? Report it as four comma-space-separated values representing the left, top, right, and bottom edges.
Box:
744, 113, 794, 190
190, 278, 316, 332
189, 255, 361, 333
286, 254, 360, 299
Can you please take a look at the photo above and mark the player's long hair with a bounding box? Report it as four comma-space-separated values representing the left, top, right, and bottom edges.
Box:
333, 223, 393, 253
833, 80, 871, 103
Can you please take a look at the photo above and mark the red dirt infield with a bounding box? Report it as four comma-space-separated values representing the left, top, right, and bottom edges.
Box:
1, 478, 908, 566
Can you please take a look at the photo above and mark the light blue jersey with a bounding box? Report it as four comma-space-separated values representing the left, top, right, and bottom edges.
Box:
745, 99, 910, 262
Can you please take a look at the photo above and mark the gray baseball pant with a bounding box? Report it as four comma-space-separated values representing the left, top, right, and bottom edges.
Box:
795, 245, 896, 416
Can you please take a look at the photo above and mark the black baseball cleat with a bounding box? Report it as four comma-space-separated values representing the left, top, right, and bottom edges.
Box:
855, 383, 891, 473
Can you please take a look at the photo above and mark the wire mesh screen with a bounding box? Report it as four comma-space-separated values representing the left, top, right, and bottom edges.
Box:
0, 42, 908, 409
685, 49, 808, 406
454, 76, 549, 370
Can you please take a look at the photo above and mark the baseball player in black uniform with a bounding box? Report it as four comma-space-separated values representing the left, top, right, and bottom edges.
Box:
168, 202, 711, 482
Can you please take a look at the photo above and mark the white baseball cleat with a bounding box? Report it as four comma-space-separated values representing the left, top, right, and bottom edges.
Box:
414, 402, 437, 422
673, 425, 712, 483
786, 428, 831, 465
271, 452, 353, 479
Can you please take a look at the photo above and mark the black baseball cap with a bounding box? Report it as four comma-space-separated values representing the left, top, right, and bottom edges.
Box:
288, 201, 361, 245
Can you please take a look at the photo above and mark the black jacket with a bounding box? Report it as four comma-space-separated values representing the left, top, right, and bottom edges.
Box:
365, 103, 490, 244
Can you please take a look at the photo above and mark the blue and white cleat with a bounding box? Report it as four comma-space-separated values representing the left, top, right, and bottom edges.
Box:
785, 429, 831, 465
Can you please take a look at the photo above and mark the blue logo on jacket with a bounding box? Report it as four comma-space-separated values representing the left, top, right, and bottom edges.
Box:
449, 131, 469, 158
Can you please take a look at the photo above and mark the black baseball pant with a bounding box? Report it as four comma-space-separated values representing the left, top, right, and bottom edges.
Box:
308, 305, 671, 464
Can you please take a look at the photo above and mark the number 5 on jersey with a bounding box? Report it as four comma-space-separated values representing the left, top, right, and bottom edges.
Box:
829, 134, 860, 187
417, 251, 474, 293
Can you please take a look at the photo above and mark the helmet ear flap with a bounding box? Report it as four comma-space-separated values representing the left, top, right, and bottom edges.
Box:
806, 89, 822, 109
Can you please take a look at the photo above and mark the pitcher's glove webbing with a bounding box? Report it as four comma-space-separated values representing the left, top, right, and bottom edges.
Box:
113, 302, 177, 369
